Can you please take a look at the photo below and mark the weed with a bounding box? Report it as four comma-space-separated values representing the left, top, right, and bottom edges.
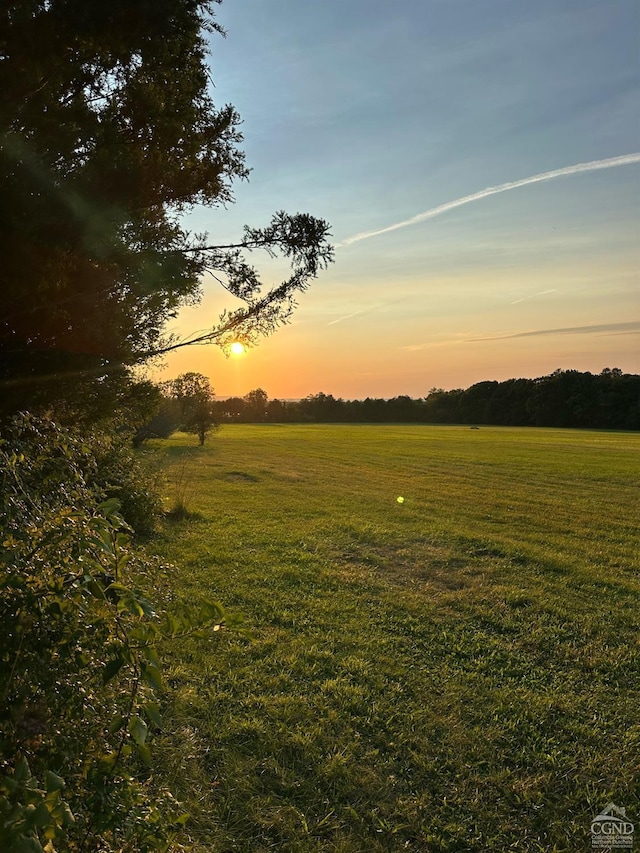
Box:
164, 445, 200, 520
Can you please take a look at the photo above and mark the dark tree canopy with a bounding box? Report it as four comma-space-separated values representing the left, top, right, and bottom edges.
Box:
164, 371, 216, 445
0, 0, 333, 418
210, 369, 640, 430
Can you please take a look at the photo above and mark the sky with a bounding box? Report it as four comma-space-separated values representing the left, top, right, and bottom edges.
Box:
155, 0, 640, 399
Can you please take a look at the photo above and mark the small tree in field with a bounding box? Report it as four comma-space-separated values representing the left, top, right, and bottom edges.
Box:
165, 372, 216, 445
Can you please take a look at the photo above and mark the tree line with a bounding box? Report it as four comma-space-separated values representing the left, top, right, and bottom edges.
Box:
152, 368, 638, 435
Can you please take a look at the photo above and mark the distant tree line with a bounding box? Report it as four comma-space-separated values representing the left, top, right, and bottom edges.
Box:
204, 369, 638, 430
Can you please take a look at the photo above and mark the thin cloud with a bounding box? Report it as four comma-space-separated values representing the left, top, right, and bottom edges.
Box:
339, 153, 640, 247
467, 320, 640, 342
327, 308, 371, 326
327, 298, 409, 326
510, 289, 557, 305
402, 334, 471, 352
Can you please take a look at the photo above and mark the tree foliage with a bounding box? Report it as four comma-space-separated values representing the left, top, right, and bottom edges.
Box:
243, 388, 269, 422
0, 415, 229, 851
211, 369, 640, 429
0, 0, 333, 418
163, 371, 217, 445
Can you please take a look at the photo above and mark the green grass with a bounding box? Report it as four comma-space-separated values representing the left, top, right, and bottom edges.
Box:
147, 425, 639, 852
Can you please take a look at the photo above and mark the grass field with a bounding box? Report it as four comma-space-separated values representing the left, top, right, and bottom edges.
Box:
146, 425, 639, 852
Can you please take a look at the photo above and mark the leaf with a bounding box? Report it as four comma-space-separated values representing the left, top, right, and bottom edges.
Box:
3, 774, 19, 794
141, 662, 164, 693
129, 624, 155, 642
165, 613, 182, 636
108, 714, 125, 735
142, 645, 161, 668
87, 579, 106, 599
87, 534, 114, 556
102, 657, 124, 684
143, 701, 162, 728
128, 715, 148, 746
31, 800, 53, 828
14, 755, 32, 782
11, 835, 43, 853
97, 498, 122, 516
135, 742, 152, 766
136, 594, 156, 618
44, 771, 64, 793
200, 598, 225, 622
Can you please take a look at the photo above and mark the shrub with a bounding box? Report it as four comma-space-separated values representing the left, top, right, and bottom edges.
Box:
0, 415, 226, 851
90, 431, 164, 537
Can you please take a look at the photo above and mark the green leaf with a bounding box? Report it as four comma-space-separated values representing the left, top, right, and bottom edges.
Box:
97, 498, 122, 516
31, 800, 52, 829
2, 774, 19, 794
142, 645, 161, 668
136, 594, 156, 618
14, 756, 32, 783
87, 534, 114, 555
135, 742, 152, 766
108, 714, 125, 735
86, 579, 106, 599
165, 613, 182, 636
141, 662, 163, 693
200, 598, 225, 622
11, 834, 43, 853
143, 701, 162, 728
129, 624, 154, 642
128, 715, 148, 746
102, 657, 124, 684
44, 771, 64, 793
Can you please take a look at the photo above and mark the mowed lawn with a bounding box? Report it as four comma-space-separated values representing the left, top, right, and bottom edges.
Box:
147, 425, 639, 852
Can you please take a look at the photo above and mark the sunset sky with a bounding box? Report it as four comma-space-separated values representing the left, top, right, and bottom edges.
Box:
155, 0, 640, 400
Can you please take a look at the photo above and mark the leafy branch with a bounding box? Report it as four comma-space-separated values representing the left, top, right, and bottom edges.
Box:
0, 416, 235, 851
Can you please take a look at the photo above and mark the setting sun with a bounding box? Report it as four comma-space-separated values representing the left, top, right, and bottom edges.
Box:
230, 341, 245, 356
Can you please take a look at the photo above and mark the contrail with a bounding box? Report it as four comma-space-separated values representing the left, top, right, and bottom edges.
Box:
466, 320, 640, 342
340, 153, 640, 246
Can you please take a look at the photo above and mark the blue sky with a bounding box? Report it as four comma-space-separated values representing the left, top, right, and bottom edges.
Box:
159, 0, 640, 398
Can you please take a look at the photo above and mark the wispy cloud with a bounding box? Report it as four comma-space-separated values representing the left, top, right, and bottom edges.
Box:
467, 321, 640, 342
327, 298, 409, 326
510, 289, 556, 305
339, 154, 640, 247
327, 308, 372, 326
401, 334, 471, 352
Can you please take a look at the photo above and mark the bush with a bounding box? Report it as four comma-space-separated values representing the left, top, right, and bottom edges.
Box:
0, 415, 226, 851
90, 432, 164, 537
132, 399, 182, 449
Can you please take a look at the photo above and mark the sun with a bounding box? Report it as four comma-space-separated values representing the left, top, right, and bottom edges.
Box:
230, 341, 246, 356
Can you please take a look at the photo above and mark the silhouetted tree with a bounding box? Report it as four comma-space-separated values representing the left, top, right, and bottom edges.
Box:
217, 369, 639, 429
132, 397, 182, 447
244, 388, 269, 422
0, 0, 333, 420
265, 398, 287, 422
165, 372, 216, 445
